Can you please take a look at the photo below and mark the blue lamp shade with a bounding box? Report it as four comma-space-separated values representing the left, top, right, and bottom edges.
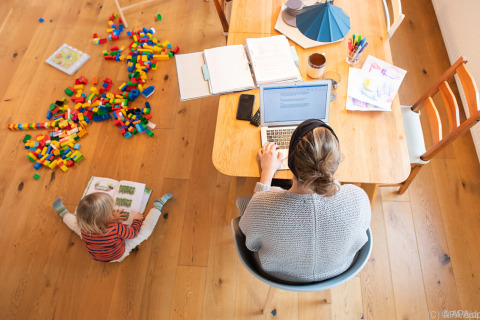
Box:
296, 2, 350, 43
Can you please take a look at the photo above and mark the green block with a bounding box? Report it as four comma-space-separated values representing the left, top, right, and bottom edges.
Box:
23, 134, 31, 143
33, 173, 40, 180
49, 103, 57, 110
156, 14, 162, 21
168, 51, 173, 58
64, 88, 74, 96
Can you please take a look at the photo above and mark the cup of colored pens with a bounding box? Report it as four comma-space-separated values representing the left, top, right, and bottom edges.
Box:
346, 34, 368, 65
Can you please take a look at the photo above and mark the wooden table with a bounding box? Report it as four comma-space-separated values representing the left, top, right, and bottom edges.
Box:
212, 0, 410, 202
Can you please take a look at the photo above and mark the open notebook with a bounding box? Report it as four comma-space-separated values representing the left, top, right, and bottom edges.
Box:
175, 35, 301, 100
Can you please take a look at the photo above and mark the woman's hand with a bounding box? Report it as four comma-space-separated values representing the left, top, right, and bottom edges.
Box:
257, 142, 286, 185
112, 209, 128, 222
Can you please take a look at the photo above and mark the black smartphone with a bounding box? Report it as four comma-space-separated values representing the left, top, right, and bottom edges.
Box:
236, 94, 255, 121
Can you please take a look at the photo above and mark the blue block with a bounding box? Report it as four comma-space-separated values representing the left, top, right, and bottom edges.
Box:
167, 43, 172, 49
74, 143, 80, 150
141, 86, 155, 98
46, 110, 52, 120
124, 132, 132, 138
33, 162, 41, 170
103, 82, 109, 88
130, 89, 140, 98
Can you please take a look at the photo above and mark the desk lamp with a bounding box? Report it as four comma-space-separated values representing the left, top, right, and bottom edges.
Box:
296, 0, 351, 43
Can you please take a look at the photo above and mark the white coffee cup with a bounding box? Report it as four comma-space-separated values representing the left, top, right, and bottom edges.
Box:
307, 53, 326, 79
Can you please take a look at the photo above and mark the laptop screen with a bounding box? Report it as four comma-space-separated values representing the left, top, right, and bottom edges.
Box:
260, 80, 331, 126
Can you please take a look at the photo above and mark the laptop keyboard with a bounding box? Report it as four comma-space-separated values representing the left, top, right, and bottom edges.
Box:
266, 128, 295, 149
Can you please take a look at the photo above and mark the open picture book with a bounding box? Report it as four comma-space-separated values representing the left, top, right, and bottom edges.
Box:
80, 176, 152, 226
175, 35, 301, 100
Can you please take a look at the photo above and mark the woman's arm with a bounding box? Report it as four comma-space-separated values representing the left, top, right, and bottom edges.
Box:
257, 142, 285, 186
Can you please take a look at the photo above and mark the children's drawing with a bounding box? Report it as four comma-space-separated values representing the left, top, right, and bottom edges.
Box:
346, 56, 406, 111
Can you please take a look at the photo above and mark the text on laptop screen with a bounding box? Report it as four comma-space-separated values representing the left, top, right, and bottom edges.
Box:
263, 84, 329, 123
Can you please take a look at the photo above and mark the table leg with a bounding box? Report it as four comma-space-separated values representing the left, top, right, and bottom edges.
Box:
360, 183, 379, 208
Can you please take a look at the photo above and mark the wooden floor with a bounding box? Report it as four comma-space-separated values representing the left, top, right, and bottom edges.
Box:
0, 0, 479, 319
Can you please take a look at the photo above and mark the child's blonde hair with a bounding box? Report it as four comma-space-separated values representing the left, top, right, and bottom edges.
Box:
76, 192, 115, 234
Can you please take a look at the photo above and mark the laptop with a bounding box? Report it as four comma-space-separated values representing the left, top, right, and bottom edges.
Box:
259, 80, 332, 169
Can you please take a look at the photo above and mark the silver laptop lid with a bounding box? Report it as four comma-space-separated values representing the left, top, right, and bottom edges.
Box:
259, 80, 332, 127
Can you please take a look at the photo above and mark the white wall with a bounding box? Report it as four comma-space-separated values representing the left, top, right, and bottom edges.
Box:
431, 0, 480, 161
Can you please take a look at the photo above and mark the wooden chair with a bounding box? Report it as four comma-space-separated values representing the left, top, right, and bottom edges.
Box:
114, 0, 155, 28
231, 216, 373, 314
382, 0, 405, 39
396, 56, 480, 194
207, 0, 231, 35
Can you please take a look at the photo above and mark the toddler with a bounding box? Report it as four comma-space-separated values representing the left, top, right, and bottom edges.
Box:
53, 192, 172, 262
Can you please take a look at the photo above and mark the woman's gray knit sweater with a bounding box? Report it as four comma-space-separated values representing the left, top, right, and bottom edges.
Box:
238, 182, 371, 283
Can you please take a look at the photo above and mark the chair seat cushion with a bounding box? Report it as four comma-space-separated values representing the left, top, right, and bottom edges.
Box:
401, 105, 429, 165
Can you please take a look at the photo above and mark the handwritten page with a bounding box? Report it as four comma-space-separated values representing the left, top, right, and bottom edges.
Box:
246, 35, 301, 85
203, 45, 255, 94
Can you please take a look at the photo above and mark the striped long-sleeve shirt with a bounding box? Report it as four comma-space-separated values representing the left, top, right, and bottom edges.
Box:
81, 219, 143, 262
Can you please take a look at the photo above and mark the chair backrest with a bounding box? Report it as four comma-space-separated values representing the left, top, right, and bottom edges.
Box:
411, 56, 480, 161
231, 216, 372, 293
382, 0, 405, 39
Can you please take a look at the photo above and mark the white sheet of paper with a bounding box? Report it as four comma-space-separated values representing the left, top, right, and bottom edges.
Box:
203, 45, 255, 94
355, 55, 406, 109
246, 35, 301, 85
346, 68, 392, 111
175, 52, 211, 101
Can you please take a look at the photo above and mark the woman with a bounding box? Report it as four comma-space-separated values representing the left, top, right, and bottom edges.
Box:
238, 119, 371, 283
